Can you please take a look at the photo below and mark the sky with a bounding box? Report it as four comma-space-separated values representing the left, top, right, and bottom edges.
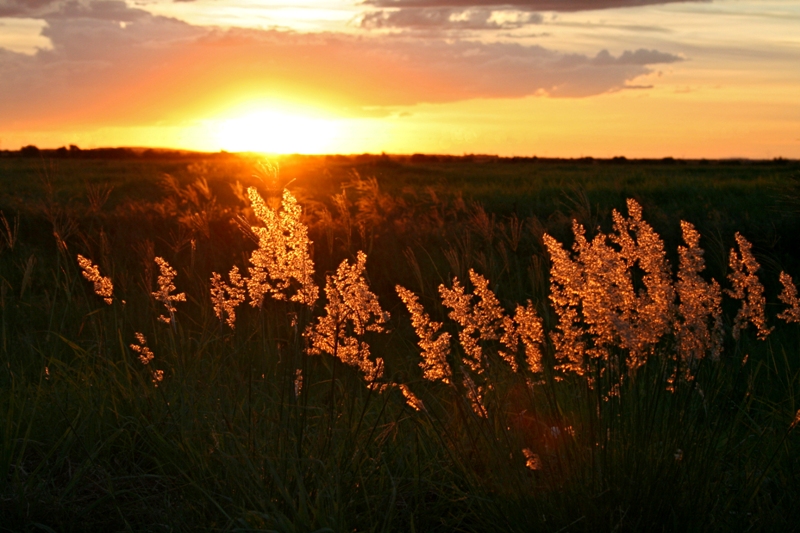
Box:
0, 0, 799, 157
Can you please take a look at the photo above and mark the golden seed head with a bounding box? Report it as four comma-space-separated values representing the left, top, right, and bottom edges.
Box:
210, 266, 246, 329
305, 251, 389, 385
76, 254, 114, 305
246, 187, 318, 307
399, 384, 425, 411
777, 271, 800, 324
726, 233, 772, 340
396, 285, 452, 383
130, 332, 154, 366
152, 257, 186, 324
675, 221, 724, 364
522, 448, 541, 471
439, 270, 509, 374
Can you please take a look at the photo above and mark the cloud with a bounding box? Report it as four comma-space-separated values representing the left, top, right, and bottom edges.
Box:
0, 0, 53, 17
360, 7, 543, 30
0, 1, 682, 129
0, 0, 141, 20
363, 0, 703, 11
591, 48, 682, 65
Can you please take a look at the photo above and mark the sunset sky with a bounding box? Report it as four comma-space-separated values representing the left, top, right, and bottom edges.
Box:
1, 0, 798, 157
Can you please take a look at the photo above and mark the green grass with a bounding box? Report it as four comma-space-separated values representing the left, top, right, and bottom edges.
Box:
1, 153, 799, 532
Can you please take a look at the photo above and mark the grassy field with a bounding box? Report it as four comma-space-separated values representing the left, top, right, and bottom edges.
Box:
1, 152, 799, 532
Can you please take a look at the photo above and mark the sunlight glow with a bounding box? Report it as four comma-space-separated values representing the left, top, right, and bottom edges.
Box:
213, 108, 340, 154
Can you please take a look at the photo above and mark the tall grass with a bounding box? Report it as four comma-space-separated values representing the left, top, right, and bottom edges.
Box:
0, 157, 798, 532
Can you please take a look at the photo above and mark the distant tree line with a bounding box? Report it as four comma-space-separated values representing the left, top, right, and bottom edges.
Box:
0, 145, 233, 161
1, 145, 793, 164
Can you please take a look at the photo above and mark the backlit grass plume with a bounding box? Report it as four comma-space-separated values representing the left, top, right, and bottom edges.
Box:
396, 285, 452, 383
439, 270, 512, 374
76, 254, 113, 305
305, 251, 389, 386
675, 221, 723, 363
506, 300, 545, 374
542, 229, 587, 375
610, 199, 675, 363
543, 200, 676, 376
777, 271, 800, 324
399, 384, 426, 411
246, 187, 318, 307
130, 332, 163, 385
153, 256, 186, 324
726, 233, 772, 340
130, 332, 154, 365
210, 266, 246, 329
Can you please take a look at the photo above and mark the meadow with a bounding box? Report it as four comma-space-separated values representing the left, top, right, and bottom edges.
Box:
1, 151, 799, 532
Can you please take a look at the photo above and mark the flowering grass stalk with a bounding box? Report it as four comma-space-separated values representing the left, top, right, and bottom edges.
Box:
152, 256, 186, 325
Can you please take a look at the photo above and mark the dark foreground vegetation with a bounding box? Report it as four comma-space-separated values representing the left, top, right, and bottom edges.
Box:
1, 152, 799, 532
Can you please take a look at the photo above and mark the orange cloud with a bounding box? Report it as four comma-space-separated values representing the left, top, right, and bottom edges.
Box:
0, 1, 681, 132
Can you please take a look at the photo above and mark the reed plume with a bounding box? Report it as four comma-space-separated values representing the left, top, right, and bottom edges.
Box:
777, 271, 800, 324
130, 332, 154, 365
544, 201, 676, 374
210, 266, 246, 329
610, 199, 675, 364
522, 448, 542, 471
675, 221, 723, 363
396, 285, 452, 383
399, 384, 425, 411
510, 301, 545, 374
131, 332, 163, 385
726, 233, 772, 340
153, 256, 186, 324
247, 187, 318, 307
305, 251, 389, 386
439, 270, 512, 374
76, 254, 113, 305
542, 230, 587, 376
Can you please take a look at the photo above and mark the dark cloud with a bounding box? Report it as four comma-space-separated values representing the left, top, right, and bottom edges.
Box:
591, 48, 681, 65
364, 0, 703, 11
360, 7, 542, 30
0, 0, 59, 17
0, 1, 682, 129
0, 0, 152, 19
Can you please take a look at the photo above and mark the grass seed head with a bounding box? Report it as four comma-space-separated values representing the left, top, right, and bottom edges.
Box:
399, 384, 425, 411
513, 301, 545, 374
246, 187, 318, 307
396, 285, 452, 383
210, 266, 246, 329
726, 233, 772, 340
131, 332, 154, 365
439, 270, 508, 374
152, 256, 186, 324
305, 251, 389, 385
675, 221, 724, 364
777, 271, 800, 324
522, 448, 542, 471
77, 254, 113, 305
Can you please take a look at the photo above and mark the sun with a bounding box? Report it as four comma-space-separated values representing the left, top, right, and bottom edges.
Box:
213, 107, 340, 154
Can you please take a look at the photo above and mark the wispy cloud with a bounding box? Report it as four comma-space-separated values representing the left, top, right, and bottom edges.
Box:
360, 7, 542, 30
363, 0, 704, 11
